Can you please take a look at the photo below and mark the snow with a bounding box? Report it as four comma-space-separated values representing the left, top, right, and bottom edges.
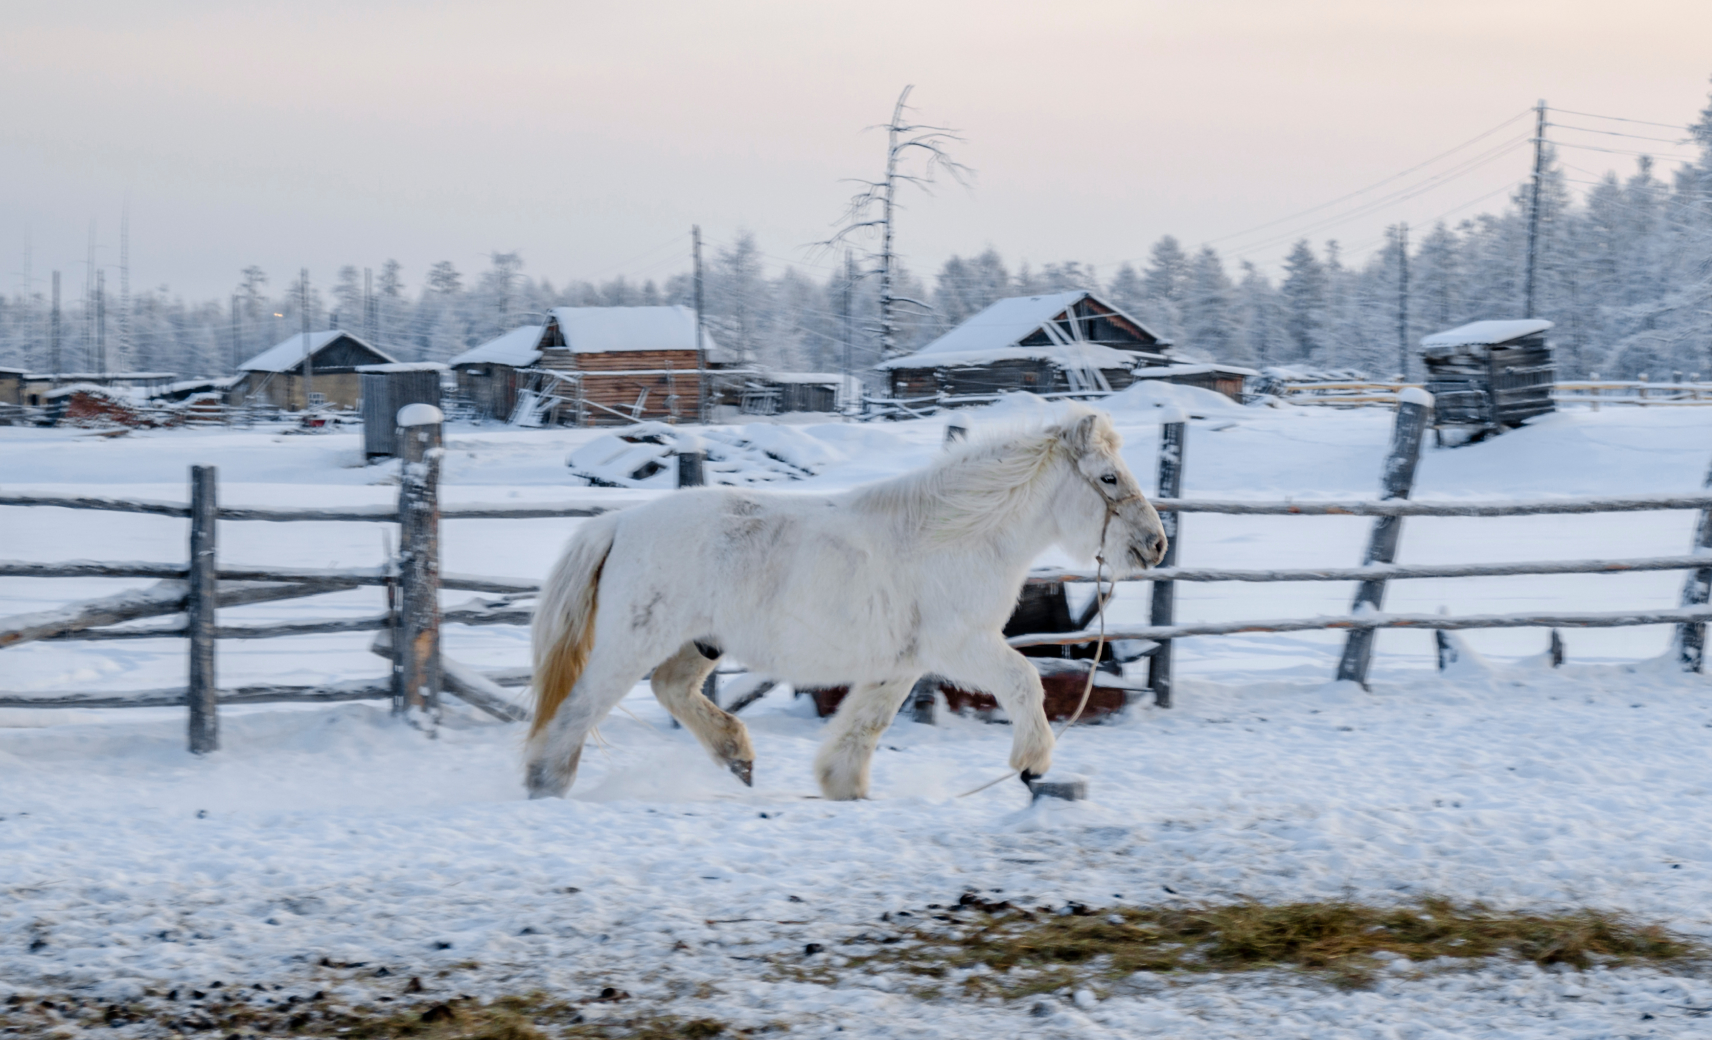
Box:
239, 331, 394, 373
352, 362, 449, 374
877, 291, 1165, 370
447, 324, 547, 368
1420, 319, 1554, 349
549, 305, 734, 362
1399, 386, 1435, 408
6, 402, 1712, 1036
1104, 380, 1248, 418
1128, 361, 1260, 378
395, 403, 444, 427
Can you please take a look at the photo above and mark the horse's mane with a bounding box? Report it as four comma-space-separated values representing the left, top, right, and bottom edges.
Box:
849, 420, 1079, 543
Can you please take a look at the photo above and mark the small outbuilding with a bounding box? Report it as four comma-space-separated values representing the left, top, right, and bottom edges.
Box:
449, 306, 735, 426
358, 363, 448, 457
877, 291, 1172, 402
235, 330, 397, 411
739, 372, 861, 415
0, 367, 23, 406
1126, 361, 1258, 402
1420, 319, 1555, 439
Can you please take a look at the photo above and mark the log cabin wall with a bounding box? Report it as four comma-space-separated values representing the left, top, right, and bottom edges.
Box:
539, 347, 703, 425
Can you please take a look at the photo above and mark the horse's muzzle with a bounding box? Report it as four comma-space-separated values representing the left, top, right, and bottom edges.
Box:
1126, 531, 1168, 571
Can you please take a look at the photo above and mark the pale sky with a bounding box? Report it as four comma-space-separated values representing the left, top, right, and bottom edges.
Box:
5, 0, 1710, 300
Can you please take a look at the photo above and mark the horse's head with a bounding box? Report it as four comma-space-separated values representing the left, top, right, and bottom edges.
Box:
1055, 409, 1167, 577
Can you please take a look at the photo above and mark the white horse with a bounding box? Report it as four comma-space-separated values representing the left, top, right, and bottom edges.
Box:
524, 406, 1166, 801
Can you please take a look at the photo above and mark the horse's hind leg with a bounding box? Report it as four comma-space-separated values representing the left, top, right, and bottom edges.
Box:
813, 676, 918, 800
525, 643, 650, 799
650, 642, 755, 786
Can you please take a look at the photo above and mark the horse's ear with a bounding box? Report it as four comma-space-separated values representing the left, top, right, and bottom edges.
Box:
1067, 412, 1103, 453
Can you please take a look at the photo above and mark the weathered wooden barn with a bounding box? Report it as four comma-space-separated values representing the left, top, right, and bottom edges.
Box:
877, 291, 1172, 401
0, 367, 22, 406
1127, 361, 1257, 402
449, 306, 735, 426
739, 372, 860, 415
20, 371, 177, 406
1420, 319, 1556, 437
235, 331, 397, 411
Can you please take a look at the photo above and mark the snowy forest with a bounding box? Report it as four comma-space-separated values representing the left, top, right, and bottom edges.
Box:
4, 93, 1710, 385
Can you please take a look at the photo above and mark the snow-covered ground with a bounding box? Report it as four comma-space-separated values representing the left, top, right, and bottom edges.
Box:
5, 397, 1712, 1037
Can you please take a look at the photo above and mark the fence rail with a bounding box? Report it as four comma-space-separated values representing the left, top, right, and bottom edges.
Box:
6, 394, 1712, 742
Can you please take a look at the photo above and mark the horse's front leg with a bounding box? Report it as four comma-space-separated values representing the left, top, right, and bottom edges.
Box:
938, 640, 1054, 778
813, 676, 919, 800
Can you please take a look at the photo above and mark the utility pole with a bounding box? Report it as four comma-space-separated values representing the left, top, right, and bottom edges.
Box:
842, 250, 856, 400
692, 226, 707, 423
301, 268, 314, 410
1397, 223, 1410, 381
364, 267, 375, 343
119, 202, 131, 370
85, 221, 96, 373
1524, 99, 1547, 318
96, 270, 106, 375
230, 294, 241, 374
50, 271, 60, 383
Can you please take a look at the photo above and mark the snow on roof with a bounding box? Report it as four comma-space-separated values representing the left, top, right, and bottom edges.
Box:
447, 324, 546, 368
1128, 362, 1259, 378
876, 291, 1162, 371
240, 330, 395, 373
550, 305, 733, 362
355, 362, 450, 374
0, 367, 26, 376
1420, 319, 1553, 349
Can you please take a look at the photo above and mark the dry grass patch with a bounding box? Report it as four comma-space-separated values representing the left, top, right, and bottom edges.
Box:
792, 894, 1703, 994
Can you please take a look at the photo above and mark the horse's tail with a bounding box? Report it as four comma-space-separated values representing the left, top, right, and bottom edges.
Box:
528, 513, 618, 745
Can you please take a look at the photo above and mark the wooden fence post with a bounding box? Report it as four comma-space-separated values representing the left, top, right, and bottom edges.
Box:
1148, 416, 1187, 708
1675, 454, 1712, 672
677, 449, 705, 488
1335, 389, 1433, 686
186, 465, 219, 753
397, 405, 444, 717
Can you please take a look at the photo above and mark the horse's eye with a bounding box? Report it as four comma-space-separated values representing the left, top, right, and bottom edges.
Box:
1100, 474, 1118, 485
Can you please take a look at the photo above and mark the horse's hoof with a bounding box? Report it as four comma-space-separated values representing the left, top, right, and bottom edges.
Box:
728, 759, 754, 787
1019, 769, 1041, 785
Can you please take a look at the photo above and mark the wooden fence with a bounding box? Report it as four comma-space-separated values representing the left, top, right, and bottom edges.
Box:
6, 398, 1712, 747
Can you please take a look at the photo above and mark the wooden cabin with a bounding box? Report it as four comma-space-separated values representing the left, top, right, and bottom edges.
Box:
450, 306, 735, 426
1126, 361, 1257, 402
877, 291, 1172, 401
739, 372, 860, 415
234, 330, 396, 411
1420, 319, 1555, 438
20, 371, 177, 406
0, 367, 22, 406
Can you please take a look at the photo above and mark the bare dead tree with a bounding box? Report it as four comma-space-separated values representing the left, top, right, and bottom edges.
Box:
821, 85, 971, 359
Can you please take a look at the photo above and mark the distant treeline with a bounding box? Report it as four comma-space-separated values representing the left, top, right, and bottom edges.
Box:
3, 98, 1709, 383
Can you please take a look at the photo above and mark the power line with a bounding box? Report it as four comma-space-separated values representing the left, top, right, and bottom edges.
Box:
1550, 107, 1694, 131
1193, 109, 1533, 250
1547, 123, 1690, 145
1227, 137, 1532, 258
1550, 140, 1699, 161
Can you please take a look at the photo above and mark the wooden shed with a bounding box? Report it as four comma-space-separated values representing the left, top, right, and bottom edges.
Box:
0, 367, 23, 406
877, 291, 1172, 402
739, 372, 860, 415
449, 306, 736, 426
1420, 319, 1555, 439
359, 363, 447, 457
234, 330, 397, 411
1126, 362, 1257, 402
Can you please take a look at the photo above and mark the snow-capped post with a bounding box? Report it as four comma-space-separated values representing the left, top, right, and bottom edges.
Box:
396, 404, 444, 719
944, 414, 969, 446
1147, 410, 1188, 709
1336, 388, 1433, 686
186, 465, 219, 754
1673, 452, 1712, 672
676, 431, 705, 488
